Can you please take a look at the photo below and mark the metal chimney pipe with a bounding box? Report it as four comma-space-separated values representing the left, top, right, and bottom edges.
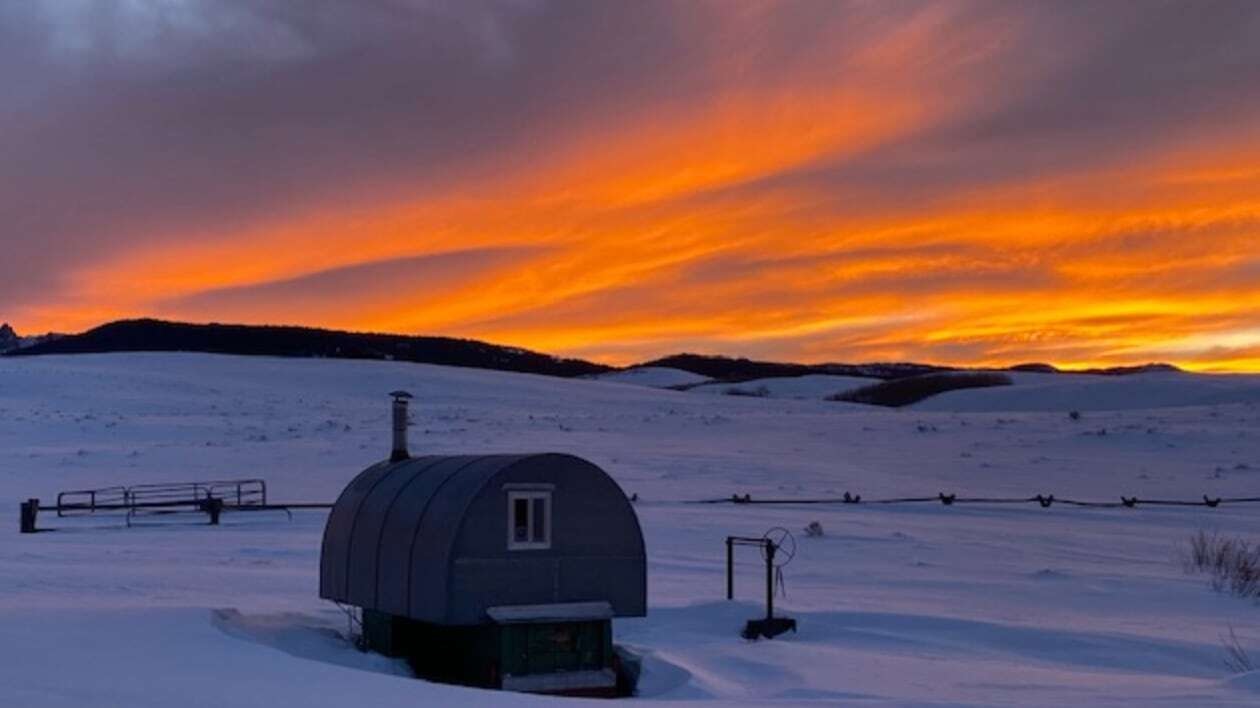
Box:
389, 390, 413, 462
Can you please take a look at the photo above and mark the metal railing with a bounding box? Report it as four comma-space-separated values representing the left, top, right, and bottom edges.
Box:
55, 486, 129, 517
54, 479, 267, 517
126, 479, 267, 508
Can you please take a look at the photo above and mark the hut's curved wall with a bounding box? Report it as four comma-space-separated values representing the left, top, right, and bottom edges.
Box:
318, 458, 397, 602
319, 453, 646, 625
374, 456, 490, 616
444, 453, 646, 623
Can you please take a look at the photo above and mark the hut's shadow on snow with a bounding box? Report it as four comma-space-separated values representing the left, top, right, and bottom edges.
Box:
211, 608, 701, 699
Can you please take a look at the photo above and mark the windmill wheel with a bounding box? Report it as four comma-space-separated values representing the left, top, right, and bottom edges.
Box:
761, 526, 796, 566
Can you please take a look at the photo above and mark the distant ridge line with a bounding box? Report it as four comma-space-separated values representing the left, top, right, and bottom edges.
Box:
638, 353, 1181, 382
2, 318, 1181, 380
4, 318, 611, 378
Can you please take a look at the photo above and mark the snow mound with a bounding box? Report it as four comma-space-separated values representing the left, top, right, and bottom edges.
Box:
1225, 670, 1260, 693
212, 609, 412, 676
595, 366, 711, 388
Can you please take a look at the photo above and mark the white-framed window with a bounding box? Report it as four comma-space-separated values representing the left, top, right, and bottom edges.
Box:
507, 490, 551, 550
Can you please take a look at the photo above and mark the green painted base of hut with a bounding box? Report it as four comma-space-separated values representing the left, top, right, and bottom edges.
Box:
362, 603, 620, 697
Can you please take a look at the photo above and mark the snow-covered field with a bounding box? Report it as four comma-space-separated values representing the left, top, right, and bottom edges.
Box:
4, 353, 1260, 706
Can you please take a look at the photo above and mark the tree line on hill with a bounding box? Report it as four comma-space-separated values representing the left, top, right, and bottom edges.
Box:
2, 318, 1180, 385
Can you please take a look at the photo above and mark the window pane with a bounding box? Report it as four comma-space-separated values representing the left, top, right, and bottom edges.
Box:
532, 497, 546, 542
513, 498, 529, 542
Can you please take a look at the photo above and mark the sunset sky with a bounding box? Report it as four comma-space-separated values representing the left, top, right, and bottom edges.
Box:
4, 2, 1260, 369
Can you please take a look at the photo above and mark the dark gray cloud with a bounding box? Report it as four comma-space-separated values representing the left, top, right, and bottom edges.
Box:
160, 245, 544, 321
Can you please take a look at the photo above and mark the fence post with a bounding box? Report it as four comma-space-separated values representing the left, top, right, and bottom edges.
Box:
204, 497, 224, 526
20, 498, 39, 534
726, 537, 734, 599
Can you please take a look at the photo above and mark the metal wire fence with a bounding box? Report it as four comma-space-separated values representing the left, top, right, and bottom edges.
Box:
682, 492, 1260, 509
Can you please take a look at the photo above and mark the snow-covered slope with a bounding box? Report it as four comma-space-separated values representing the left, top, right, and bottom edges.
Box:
915, 371, 1260, 412
594, 366, 711, 388
596, 369, 876, 400
689, 373, 875, 399
3, 353, 1260, 706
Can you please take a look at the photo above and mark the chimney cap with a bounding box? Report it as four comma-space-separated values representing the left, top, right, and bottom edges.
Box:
389, 390, 414, 400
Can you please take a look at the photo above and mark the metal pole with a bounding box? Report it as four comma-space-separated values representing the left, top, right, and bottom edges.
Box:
765, 542, 775, 620
390, 391, 413, 462
726, 537, 734, 599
